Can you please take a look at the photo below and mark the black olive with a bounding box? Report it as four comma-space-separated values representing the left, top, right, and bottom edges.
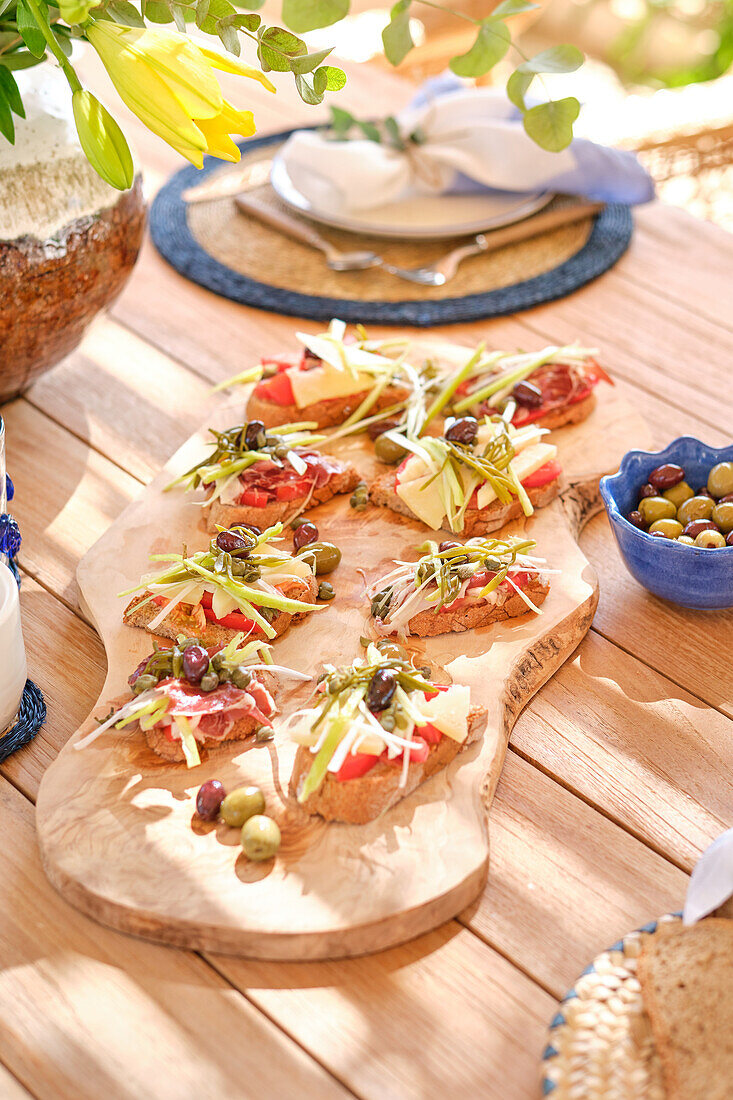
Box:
627, 510, 645, 529
366, 668, 397, 712
445, 416, 478, 445
293, 521, 318, 550
438, 540, 462, 553
216, 529, 251, 555
244, 420, 266, 450
196, 779, 226, 821
513, 380, 543, 408
182, 644, 209, 683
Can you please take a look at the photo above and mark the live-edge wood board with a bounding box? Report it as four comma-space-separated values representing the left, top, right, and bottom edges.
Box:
35, 347, 650, 959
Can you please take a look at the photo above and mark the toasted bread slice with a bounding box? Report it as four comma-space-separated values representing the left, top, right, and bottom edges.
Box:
204, 462, 361, 533
143, 713, 262, 762
289, 703, 486, 824
247, 383, 411, 430
369, 469, 560, 537
637, 918, 733, 1100
123, 574, 318, 646
378, 574, 550, 638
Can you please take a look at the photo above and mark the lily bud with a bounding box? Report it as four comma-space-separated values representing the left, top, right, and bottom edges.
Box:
57, 0, 100, 25
72, 89, 135, 190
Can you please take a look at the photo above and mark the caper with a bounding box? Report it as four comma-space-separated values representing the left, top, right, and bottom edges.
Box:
217, 667, 232, 683
371, 587, 393, 619
380, 711, 396, 731
375, 639, 407, 660
350, 482, 369, 510
211, 653, 226, 671
708, 461, 733, 499
221, 786, 265, 828
662, 480, 694, 509
241, 814, 281, 861
274, 442, 290, 460
712, 501, 733, 533
638, 496, 676, 525
418, 666, 431, 679
232, 666, 252, 690
456, 564, 475, 580
694, 529, 727, 548
199, 671, 219, 692
317, 581, 335, 601
255, 726, 275, 742
677, 495, 715, 526
297, 541, 342, 575
374, 434, 407, 465
648, 518, 683, 539
133, 673, 157, 694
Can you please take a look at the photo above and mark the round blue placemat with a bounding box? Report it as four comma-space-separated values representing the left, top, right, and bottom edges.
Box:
150, 129, 633, 328
0, 680, 46, 764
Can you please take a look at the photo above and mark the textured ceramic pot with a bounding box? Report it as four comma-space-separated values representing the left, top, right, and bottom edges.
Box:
0, 64, 146, 402
600, 437, 733, 610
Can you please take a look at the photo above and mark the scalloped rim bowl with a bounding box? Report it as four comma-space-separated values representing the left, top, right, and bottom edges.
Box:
600, 436, 733, 610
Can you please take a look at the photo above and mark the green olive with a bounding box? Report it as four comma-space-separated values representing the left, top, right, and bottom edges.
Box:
297, 541, 342, 575
375, 639, 407, 660
374, 433, 407, 465
220, 786, 265, 828
639, 496, 676, 525
694, 529, 727, 548
648, 518, 683, 539
241, 814, 281, 860
708, 461, 733, 499
662, 480, 694, 509
677, 495, 714, 526
712, 501, 733, 534
676, 535, 695, 545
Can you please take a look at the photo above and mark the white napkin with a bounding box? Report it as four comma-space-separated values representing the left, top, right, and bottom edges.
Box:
684, 827, 733, 924
279, 81, 654, 214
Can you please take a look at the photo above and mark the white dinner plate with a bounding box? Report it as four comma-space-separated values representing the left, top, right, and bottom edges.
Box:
270, 153, 553, 241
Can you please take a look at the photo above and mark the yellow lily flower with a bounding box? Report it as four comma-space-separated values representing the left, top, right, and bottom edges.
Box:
86, 21, 275, 168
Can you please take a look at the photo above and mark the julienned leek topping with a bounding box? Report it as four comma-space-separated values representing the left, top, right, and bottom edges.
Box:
284, 645, 471, 800
367, 535, 542, 630
389, 417, 557, 532
119, 522, 323, 640
164, 421, 326, 502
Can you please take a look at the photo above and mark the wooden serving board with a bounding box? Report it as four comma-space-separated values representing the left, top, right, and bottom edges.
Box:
35, 359, 649, 959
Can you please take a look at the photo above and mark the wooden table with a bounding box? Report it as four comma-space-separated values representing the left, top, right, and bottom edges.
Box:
1, 55, 732, 1100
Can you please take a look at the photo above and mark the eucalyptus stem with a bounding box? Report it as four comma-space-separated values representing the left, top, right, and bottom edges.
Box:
24, 0, 81, 92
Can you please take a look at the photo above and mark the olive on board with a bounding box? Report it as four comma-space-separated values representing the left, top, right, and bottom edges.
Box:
366, 668, 397, 712
677, 495, 715, 526
241, 815, 281, 861
297, 541, 342, 575
221, 786, 266, 828
639, 496, 676, 525
662, 481, 694, 509
708, 461, 733, 499
374, 433, 407, 465
196, 779, 226, 822
293, 521, 318, 550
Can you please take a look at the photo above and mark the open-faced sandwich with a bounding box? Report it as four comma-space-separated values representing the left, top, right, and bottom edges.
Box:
243, 321, 414, 430
286, 645, 486, 824
367, 535, 551, 637
369, 414, 560, 535
122, 523, 324, 646
414, 342, 610, 431
75, 634, 309, 767
167, 419, 361, 531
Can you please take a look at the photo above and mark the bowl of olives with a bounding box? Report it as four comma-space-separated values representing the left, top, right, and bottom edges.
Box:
600, 438, 733, 609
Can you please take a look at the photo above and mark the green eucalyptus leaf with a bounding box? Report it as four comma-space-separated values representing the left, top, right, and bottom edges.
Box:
257, 25, 306, 71
294, 71, 323, 105
517, 43, 584, 75
194, 0, 209, 26
382, 0, 412, 66
0, 49, 46, 69
449, 19, 510, 77
320, 63, 345, 90
282, 0, 348, 33
288, 45, 332, 74
0, 85, 15, 142
106, 0, 146, 24
522, 96, 579, 151
329, 104, 354, 133
489, 0, 537, 17
192, 0, 231, 29
231, 11, 260, 27
169, 1, 187, 30
231, 0, 263, 9
506, 66, 532, 110
142, 0, 173, 21
17, 1, 46, 58
52, 27, 72, 52
357, 118, 380, 142
217, 20, 240, 53
0, 66, 24, 116
384, 115, 401, 145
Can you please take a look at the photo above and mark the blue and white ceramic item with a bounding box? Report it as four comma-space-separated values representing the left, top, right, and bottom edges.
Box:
600, 437, 733, 610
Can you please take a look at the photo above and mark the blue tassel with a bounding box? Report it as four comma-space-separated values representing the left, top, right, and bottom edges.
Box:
0, 513, 21, 557
0, 681, 46, 763
5, 474, 13, 501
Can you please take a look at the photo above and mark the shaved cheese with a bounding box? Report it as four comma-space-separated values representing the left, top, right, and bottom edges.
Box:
286, 450, 307, 476
289, 361, 375, 407
476, 442, 558, 510
418, 684, 470, 742
396, 472, 448, 530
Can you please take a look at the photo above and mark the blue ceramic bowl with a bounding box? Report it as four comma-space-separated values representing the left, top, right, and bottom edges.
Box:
600, 437, 733, 610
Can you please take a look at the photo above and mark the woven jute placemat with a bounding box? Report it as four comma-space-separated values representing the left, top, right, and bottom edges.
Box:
541, 914, 682, 1098
150, 129, 633, 326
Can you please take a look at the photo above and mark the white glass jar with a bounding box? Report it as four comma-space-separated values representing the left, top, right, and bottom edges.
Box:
0, 416, 27, 732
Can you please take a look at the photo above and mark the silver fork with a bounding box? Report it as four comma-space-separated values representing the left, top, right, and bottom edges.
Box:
384, 236, 489, 286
